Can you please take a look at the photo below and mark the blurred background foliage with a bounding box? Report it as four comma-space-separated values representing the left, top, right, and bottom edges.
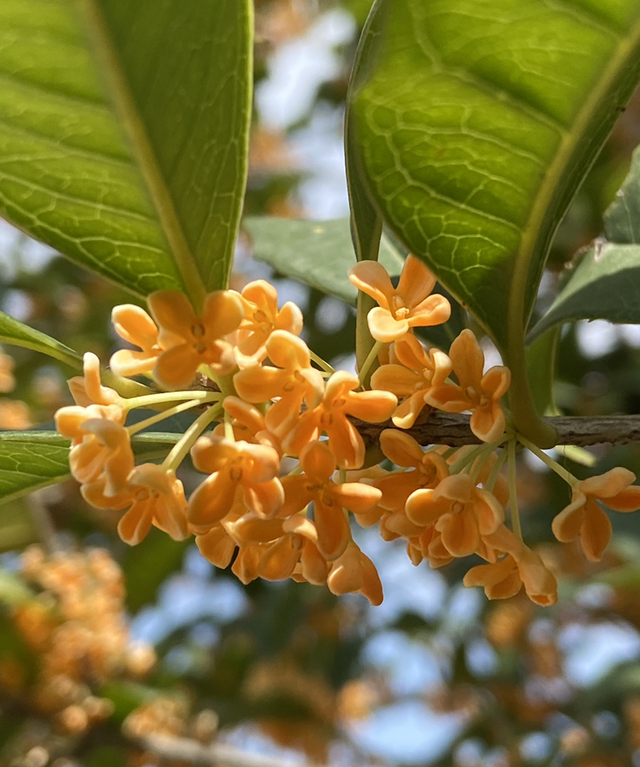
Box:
2, 1, 640, 766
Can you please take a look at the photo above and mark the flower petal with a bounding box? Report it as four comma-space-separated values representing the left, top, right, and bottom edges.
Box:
154, 345, 199, 390
581, 499, 612, 562
202, 290, 245, 336
380, 430, 424, 468
348, 261, 395, 310
551, 493, 586, 543
314, 500, 351, 561
397, 255, 436, 309
367, 307, 408, 343
449, 329, 484, 387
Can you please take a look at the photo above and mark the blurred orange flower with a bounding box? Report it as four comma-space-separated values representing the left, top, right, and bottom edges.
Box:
348, 255, 451, 342
552, 467, 640, 561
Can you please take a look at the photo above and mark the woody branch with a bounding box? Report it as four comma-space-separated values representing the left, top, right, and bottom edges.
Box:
353, 413, 640, 447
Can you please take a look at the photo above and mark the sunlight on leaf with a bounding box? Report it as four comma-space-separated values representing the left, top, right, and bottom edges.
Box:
0, 0, 253, 303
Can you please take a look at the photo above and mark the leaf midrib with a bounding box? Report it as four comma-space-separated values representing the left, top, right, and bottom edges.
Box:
79, 0, 207, 309
508, 7, 640, 358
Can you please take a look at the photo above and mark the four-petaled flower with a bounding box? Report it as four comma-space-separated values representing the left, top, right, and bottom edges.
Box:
148, 290, 245, 390
234, 330, 324, 439
236, 280, 303, 366
283, 371, 397, 469
464, 525, 557, 606
188, 436, 284, 529
280, 440, 381, 560
110, 304, 166, 377
348, 255, 451, 342
371, 334, 452, 428
551, 467, 640, 561
405, 473, 504, 558
424, 329, 510, 443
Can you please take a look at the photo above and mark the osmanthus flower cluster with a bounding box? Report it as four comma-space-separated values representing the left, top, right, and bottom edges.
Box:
54, 258, 640, 607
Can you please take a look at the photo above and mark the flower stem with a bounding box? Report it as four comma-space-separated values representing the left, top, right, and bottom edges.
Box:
224, 409, 235, 441
358, 341, 384, 387
127, 399, 214, 436
309, 350, 335, 375
123, 390, 219, 411
484, 449, 507, 493
518, 435, 578, 488
507, 438, 522, 540
162, 405, 222, 471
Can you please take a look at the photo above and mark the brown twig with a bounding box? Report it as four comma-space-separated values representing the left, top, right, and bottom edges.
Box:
353, 413, 640, 448
133, 733, 325, 767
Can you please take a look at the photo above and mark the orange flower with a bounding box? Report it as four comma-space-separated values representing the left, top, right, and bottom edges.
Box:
551, 467, 640, 561
110, 304, 167, 377
348, 255, 451, 342
56, 403, 125, 445
83, 465, 190, 545
405, 473, 504, 557
195, 503, 244, 568
327, 541, 383, 606
188, 436, 284, 529
464, 526, 557, 606
283, 371, 397, 469
236, 280, 303, 366
118, 465, 190, 545
375, 430, 449, 511
371, 334, 452, 428
283, 516, 330, 585
234, 331, 324, 439
68, 352, 122, 408
407, 526, 454, 569
280, 440, 381, 560
69, 417, 134, 496
214, 396, 282, 453
424, 329, 510, 443
148, 290, 244, 389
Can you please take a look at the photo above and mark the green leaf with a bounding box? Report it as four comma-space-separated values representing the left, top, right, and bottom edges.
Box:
245, 217, 404, 304
347, 0, 640, 445
0, 430, 180, 506
525, 327, 559, 417
531, 243, 640, 335
531, 145, 640, 335
348, 0, 640, 350
0, 0, 253, 303
0, 310, 82, 368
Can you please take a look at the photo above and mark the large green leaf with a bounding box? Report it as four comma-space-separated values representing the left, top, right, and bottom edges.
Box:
0, 310, 82, 368
245, 217, 404, 303
347, 0, 640, 444
348, 0, 640, 350
531, 146, 640, 336
0, 431, 180, 506
0, 0, 252, 304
